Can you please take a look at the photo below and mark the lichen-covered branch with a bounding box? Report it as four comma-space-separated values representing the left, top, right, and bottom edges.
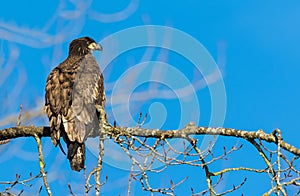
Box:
1, 124, 299, 156
1, 123, 300, 195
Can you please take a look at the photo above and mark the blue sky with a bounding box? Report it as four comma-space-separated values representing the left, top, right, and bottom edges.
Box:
0, 1, 300, 195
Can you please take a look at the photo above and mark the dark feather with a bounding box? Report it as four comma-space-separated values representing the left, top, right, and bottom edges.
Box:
45, 37, 106, 171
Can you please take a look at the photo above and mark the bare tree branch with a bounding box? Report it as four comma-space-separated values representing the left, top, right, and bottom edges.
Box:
1, 122, 300, 195
1, 124, 299, 156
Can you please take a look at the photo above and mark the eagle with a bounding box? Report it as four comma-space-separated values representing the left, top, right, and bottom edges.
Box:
45, 37, 107, 171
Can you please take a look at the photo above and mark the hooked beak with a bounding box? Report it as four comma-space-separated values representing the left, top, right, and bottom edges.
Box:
88, 42, 103, 51
94, 43, 103, 51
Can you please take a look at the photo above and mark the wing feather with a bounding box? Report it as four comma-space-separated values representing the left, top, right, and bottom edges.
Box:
71, 54, 102, 141
45, 68, 62, 146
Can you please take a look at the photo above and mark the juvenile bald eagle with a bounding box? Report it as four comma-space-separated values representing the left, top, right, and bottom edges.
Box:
45, 37, 107, 171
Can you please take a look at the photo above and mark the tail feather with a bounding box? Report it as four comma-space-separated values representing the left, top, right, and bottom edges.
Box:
67, 142, 85, 172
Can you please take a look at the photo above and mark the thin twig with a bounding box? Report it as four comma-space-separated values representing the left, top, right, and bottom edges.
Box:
95, 137, 105, 196
16, 104, 22, 127
127, 162, 135, 196
185, 136, 216, 195
33, 134, 52, 196
247, 138, 276, 177
68, 183, 76, 196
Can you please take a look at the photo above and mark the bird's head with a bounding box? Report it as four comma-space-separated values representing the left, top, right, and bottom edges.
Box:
69, 36, 102, 56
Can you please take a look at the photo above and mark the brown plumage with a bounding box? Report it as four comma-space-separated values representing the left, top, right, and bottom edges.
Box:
45, 37, 107, 171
